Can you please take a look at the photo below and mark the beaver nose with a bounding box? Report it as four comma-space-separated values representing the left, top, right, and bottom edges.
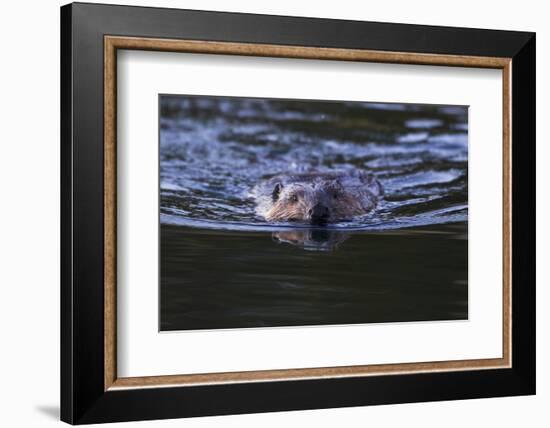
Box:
309, 204, 330, 224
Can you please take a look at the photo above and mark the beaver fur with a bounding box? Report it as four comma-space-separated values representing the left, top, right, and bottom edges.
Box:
252, 169, 383, 224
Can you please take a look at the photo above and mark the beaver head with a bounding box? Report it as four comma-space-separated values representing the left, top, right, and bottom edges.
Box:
254, 170, 382, 225
268, 180, 342, 224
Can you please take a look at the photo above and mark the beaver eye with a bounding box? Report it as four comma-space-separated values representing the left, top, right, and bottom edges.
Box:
289, 194, 299, 203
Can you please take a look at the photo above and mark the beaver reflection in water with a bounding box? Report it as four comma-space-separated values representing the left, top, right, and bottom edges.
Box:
253, 169, 383, 225
273, 229, 350, 251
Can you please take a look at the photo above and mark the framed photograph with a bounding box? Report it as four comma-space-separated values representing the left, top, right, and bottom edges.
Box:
60, 2, 535, 424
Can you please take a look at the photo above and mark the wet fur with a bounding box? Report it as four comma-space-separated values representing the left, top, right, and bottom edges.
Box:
252, 170, 383, 224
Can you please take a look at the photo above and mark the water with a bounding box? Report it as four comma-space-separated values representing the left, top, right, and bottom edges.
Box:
160, 95, 468, 331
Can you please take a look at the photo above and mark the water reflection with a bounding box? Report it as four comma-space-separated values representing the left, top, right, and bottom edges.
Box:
272, 229, 350, 251
160, 224, 468, 331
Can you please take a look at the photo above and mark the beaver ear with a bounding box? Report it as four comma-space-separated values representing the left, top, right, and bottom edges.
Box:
272, 183, 283, 202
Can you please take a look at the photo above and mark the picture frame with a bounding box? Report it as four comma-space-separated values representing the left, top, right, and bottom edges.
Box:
60, 2, 535, 424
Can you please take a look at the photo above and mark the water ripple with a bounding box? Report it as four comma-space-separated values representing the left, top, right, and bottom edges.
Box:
160, 96, 468, 231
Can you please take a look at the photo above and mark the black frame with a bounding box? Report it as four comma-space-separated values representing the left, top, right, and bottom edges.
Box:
61, 2, 536, 424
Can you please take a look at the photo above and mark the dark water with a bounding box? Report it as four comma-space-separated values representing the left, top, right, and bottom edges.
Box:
159, 95, 468, 331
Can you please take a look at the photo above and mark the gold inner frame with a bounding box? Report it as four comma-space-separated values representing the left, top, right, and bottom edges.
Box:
104, 35, 512, 391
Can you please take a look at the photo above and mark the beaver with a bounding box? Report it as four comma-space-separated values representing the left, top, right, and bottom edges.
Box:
252, 169, 383, 225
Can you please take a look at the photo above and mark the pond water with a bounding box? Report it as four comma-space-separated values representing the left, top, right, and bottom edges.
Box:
160, 95, 468, 331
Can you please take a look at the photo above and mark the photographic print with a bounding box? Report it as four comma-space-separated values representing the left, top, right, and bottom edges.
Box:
62, 7, 535, 422
159, 95, 468, 331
